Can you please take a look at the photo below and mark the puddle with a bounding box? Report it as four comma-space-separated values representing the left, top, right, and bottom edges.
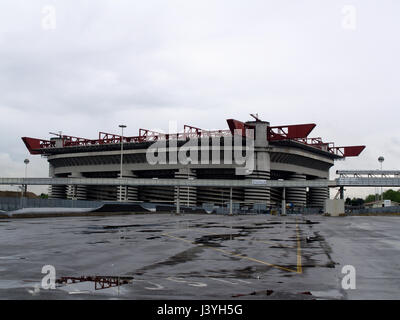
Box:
136, 247, 204, 272
79, 230, 119, 235
88, 241, 111, 244
103, 223, 164, 230
0, 280, 32, 289
233, 226, 273, 230
311, 289, 343, 299
194, 233, 245, 247
0, 255, 25, 260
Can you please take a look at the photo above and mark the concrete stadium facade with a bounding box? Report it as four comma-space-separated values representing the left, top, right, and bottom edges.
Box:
22, 118, 365, 209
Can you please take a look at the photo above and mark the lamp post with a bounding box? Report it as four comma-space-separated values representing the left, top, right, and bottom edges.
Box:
23, 159, 29, 195
378, 156, 384, 202
119, 125, 127, 202
20, 159, 29, 208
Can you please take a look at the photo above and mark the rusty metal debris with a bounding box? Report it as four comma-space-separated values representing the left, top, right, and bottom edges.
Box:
56, 276, 133, 290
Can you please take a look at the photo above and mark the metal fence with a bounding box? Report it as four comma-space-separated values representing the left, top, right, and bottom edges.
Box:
213, 205, 322, 215
348, 206, 400, 215
0, 197, 104, 212
1, 196, 327, 215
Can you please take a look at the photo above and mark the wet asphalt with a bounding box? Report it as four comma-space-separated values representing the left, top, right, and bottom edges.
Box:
0, 213, 399, 300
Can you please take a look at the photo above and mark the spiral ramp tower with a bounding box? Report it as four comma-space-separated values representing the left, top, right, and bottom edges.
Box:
269, 187, 283, 207
117, 173, 139, 202
285, 173, 307, 207
174, 168, 197, 207
48, 185, 67, 199
307, 186, 329, 208
244, 170, 270, 206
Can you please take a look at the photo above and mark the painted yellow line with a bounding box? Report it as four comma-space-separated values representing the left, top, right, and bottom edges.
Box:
162, 232, 298, 273
161, 233, 194, 245
169, 227, 296, 248
296, 223, 303, 274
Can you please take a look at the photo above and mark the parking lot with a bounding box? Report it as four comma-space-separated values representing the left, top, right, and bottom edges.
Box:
0, 213, 399, 299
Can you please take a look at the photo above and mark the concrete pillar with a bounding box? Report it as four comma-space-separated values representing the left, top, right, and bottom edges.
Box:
174, 168, 197, 207
281, 187, 286, 215
244, 121, 271, 207
229, 187, 233, 215
176, 187, 181, 214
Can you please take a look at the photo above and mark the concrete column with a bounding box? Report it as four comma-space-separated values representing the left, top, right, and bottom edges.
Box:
176, 187, 181, 214
174, 168, 197, 207
244, 121, 271, 207
339, 187, 344, 200
229, 187, 233, 215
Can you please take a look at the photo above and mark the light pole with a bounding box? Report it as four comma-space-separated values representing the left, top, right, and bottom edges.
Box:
23, 159, 29, 195
21, 159, 29, 208
378, 156, 384, 202
119, 124, 127, 202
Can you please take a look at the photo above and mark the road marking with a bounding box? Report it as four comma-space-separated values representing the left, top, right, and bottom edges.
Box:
162, 232, 299, 273
209, 277, 239, 285
236, 279, 252, 284
296, 222, 303, 274
144, 282, 164, 290
133, 279, 165, 290
166, 276, 207, 287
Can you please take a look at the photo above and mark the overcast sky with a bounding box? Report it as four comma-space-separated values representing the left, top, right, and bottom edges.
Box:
0, 0, 399, 198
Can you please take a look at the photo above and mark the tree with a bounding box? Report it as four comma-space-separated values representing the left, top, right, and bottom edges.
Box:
382, 189, 400, 203
351, 198, 364, 206
365, 194, 377, 203
365, 189, 400, 203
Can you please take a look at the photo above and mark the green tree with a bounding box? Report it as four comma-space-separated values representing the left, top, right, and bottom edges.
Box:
382, 189, 400, 203
365, 194, 377, 203
351, 198, 364, 206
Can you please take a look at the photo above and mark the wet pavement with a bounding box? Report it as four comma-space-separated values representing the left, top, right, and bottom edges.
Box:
0, 214, 399, 299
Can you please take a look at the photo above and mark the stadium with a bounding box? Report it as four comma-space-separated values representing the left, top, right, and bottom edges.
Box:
21, 116, 365, 209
